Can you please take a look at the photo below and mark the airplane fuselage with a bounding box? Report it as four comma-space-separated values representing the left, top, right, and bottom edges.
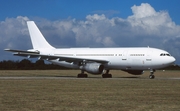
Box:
45, 47, 175, 71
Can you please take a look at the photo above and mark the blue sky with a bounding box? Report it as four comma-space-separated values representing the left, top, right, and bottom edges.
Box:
1, 0, 180, 23
1, 0, 180, 64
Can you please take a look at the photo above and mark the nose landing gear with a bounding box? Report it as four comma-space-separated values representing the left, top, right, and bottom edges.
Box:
149, 69, 155, 79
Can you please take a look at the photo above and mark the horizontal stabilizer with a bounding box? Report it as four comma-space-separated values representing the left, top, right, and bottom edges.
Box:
4, 49, 40, 54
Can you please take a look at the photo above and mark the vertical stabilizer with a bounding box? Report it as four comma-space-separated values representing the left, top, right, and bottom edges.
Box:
27, 21, 55, 49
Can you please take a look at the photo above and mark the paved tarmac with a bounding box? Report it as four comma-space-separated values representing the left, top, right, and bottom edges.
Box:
0, 76, 180, 80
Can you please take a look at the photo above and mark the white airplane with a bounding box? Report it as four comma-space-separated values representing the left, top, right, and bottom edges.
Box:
4, 21, 176, 79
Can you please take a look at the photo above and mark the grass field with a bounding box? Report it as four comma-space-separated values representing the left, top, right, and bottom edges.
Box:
0, 70, 180, 111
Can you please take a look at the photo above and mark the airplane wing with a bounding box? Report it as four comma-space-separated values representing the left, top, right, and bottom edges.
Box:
4, 49, 109, 64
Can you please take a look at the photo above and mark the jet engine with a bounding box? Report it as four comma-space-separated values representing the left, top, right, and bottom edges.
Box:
122, 70, 144, 75
80, 63, 104, 74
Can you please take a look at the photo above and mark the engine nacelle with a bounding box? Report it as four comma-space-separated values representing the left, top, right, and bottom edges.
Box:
122, 70, 144, 75
80, 63, 104, 74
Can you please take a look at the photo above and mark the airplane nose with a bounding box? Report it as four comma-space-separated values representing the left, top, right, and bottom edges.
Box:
170, 56, 176, 64
163, 56, 176, 66
172, 56, 176, 62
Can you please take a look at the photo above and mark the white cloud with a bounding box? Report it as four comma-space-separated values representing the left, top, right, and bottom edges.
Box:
128, 3, 179, 37
131, 3, 156, 18
1, 3, 180, 63
0, 16, 30, 48
91, 10, 120, 18
0, 16, 31, 60
86, 14, 106, 21
102, 37, 117, 47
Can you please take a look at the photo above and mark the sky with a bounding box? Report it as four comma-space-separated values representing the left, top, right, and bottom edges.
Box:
0, 0, 180, 64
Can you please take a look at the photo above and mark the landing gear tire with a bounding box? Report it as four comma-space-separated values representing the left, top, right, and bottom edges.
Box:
149, 75, 155, 79
102, 74, 112, 78
149, 69, 155, 79
77, 73, 88, 78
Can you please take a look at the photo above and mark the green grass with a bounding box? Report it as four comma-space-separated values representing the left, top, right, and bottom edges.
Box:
0, 70, 180, 111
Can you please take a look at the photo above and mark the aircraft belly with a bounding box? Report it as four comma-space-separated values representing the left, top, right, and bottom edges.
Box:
107, 59, 127, 70
108, 57, 146, 70
129, 59, 144, 68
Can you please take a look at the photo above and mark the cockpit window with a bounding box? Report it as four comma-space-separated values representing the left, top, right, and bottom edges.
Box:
160, 53, 171, 56
166, 54, 171, 56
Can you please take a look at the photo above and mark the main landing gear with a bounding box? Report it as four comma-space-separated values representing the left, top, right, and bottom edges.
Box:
102, 70, 112, 78
77, 70, 112, 78
149, 69, 155, 79
77, 70, 88, 78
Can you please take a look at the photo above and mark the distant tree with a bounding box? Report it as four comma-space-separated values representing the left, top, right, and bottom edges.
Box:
0, 60, 18, 70
164, 65, 180, 70
35, 60, 45, 69
18, 59, 33, 70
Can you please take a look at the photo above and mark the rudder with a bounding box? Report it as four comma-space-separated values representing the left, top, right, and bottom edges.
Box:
27, 21, 55, 49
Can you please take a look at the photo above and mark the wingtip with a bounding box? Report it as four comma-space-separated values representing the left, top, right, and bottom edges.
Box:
4, 49, 10, 51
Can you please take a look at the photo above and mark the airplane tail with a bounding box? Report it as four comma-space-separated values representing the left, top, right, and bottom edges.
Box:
27, 21, 55, 49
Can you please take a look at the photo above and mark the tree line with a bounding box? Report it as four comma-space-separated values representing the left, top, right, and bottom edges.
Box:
0, 59, 69, 70
0, 59, 179, 70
